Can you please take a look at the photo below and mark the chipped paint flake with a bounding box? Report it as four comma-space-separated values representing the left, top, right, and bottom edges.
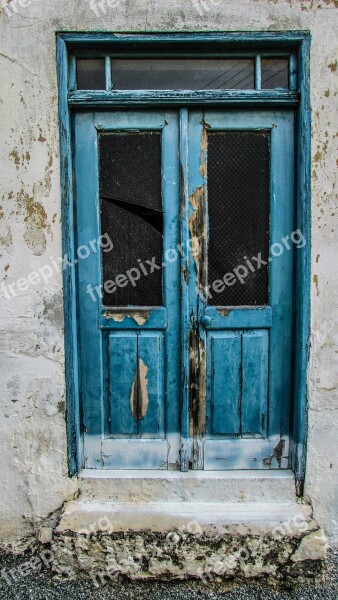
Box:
130, 357, 149, 422
263, 439, 286, 468
104, 311, 150, 325
189, 328, 206, 441
198, 122, 209, 178
189, 185, 207, 293
217, 308, 232, 317
106, 312, 125, 323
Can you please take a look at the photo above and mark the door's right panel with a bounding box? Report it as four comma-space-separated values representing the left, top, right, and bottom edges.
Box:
200, 110, 295, 469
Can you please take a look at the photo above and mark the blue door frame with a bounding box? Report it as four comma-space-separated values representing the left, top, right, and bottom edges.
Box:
56, 32, 311, 494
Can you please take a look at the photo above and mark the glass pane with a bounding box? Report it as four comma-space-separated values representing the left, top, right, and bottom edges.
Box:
99, 132, 163, 307
77, 58, 106, 90
207, 131, 270, 306
111, 59, 255, 90
261, 58, 289, 89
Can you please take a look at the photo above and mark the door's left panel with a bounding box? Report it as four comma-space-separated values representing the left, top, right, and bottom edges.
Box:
73, 111, 181, 469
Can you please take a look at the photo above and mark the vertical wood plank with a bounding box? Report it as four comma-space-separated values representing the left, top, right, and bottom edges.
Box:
268, 112, 294, 453
292, 37, 311, 493
162, 111, 181, 467
75, 112, 105, 468
138, 333, 164, 436
242, 330, 269, 436
56, 36, 81, 475
211, 332, 241, 436
109, 333, 137, 435
179, 107, 191, 471
188, 111, 208, 469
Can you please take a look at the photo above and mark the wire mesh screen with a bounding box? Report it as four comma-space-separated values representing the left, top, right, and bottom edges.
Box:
99, 132, 163, 307
207, 131, 270, 306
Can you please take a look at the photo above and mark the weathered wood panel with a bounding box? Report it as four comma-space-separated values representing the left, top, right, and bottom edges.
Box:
241, 330, 269, 436
109, 333, 137, 436
210, 332, 241, 436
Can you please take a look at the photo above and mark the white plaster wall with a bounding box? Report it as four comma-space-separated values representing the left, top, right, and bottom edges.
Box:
0, 0, 337, 545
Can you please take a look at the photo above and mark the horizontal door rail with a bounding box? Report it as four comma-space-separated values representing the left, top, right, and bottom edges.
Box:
202, 306, 273, 329
99, 307, 168, 330
60, 31, 309, 46
69, 90, 299, 108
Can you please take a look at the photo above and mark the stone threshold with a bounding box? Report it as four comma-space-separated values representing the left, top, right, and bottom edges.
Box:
78, 469, 297, 503
58, 498, 313, 535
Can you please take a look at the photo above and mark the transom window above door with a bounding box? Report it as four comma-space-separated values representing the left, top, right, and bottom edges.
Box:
75, 56, 292, 91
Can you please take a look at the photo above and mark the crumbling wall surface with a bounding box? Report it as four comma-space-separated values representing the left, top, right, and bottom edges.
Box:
0, 0, 337, 545
49, 528, 326, 583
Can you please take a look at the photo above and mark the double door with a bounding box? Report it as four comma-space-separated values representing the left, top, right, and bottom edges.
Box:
74, 108, 294, 470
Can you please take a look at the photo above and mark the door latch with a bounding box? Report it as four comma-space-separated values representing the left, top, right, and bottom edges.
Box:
201, 315, 212, 328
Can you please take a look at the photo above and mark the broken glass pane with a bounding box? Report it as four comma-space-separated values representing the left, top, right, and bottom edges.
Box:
99, 132, 163, 307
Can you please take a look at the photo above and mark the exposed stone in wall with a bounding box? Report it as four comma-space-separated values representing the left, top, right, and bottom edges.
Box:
44, 527, 327, 582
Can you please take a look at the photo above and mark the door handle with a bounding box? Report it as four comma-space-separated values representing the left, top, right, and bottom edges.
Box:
201, 315, 212, 328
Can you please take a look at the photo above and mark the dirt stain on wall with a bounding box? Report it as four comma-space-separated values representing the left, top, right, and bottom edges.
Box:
313, 274, 320, 296
16, 190, 48, 256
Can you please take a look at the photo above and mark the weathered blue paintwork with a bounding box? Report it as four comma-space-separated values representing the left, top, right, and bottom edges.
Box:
61, 32, 308, 45
108, 331, 164, 436
179, 108, 191, 471
73, 110, 181, 469
57, 32, 310, 484
189, 110, 294, 470
200, 109, 294, 469
99, 307, 168, 330
56, 36, 81, 475
292, 36, 311, 494
202, 306, 272, 329
68, 89, 299, 108
207, 329, 269, 438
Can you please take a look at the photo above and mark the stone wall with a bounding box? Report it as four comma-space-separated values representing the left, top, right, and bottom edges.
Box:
0, 0, 337, 545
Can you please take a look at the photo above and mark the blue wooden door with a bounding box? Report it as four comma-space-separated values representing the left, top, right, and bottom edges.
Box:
74, 111, 181, 469
74, 108, 294, 471
183, 110, 295, 469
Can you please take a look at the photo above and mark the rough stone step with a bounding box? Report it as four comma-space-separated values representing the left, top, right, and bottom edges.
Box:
47, 498, 327, 582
